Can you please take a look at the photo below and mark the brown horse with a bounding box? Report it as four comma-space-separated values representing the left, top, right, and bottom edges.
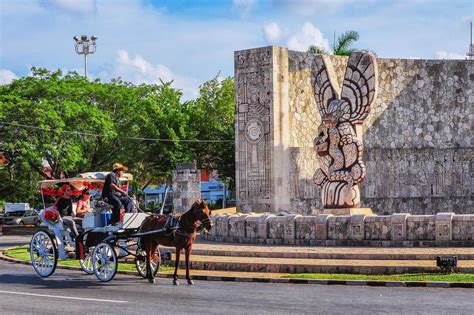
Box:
138, 199, 212, 285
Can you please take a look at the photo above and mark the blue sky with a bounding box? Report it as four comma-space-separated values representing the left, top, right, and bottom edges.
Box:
1, 0, 472, 99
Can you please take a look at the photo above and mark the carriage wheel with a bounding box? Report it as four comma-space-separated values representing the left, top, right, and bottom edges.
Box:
135, 247, 160, 278
92, 243, 118, 282
80, 250, 94, 275
30, 230, 58, 277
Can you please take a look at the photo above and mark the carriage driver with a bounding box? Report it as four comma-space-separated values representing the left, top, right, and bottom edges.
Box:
102, 163, 134, 226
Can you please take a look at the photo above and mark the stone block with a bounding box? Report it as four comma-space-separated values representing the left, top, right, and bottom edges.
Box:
452, 214, 474, 240
365, 215, 391, 240
435, 212, 455, 241
295, 216, 318, 240
350, 215, 366, 241
245, 214, 273, 239
228, 214, 249, 238
215, 215, 230, 237
328, 215, 351, 240
407, 215, 436, 240
391, 213, 410, 241
323, 208, 374, 216
268, 215, 299, 240
315, 214, 333, 240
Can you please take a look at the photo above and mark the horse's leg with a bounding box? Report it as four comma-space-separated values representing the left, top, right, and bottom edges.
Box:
173, 247, 180, 285
145, 239, 155, 284
185, 245, 193, 285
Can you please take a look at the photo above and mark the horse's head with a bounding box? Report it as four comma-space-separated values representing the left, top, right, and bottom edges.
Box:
190, 199, 212, 233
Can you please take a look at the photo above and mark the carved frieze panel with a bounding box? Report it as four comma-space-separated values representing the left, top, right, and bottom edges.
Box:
235, 48, 273, 212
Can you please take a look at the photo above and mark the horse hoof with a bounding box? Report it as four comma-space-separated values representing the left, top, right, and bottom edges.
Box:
148, 278, 155, 284
173, 280, 179, 286
187, 279, 194, 285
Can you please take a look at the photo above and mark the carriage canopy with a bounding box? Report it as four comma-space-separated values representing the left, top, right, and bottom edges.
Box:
39, 172, 133, 196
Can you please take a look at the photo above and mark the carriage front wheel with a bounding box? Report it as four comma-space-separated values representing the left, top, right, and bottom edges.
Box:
135, 247, 160, 278
92, 243, 118, 282
30, 230, 58, 277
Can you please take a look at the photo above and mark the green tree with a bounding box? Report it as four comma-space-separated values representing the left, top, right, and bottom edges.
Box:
186, 76, 235, 185
0, 68, 236, 205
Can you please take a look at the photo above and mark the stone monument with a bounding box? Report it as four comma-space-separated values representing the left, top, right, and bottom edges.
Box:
312, 52, 377, 215
235, 46, 473, 215
172, 162, 201, 213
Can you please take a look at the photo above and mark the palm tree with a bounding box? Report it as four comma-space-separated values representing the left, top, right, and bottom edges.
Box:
308, 30, 375, 56
333, 30, 359, 56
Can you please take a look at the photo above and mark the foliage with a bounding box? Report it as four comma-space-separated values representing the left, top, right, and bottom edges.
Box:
308, 45, 329, 55
285, 272, 474, 283
0, 68, 235, 206
333, 30, 360, 56
307, 30, 375, 56
186, 76, 235, 185
5, 245, 174, 272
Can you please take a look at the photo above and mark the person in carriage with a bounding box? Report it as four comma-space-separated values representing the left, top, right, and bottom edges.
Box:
102, 163, 135, 227
75, 187, 92, 218
54, 184, 80, 240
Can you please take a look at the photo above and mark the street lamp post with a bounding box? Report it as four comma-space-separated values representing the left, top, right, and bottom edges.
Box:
73, 35, 97, 78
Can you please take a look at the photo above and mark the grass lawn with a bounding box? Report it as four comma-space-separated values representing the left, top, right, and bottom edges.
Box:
5, 245, 173, 273
285, 273, 474, 282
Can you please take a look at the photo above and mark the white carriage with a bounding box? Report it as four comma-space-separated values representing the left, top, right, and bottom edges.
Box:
30, 172, 161, 282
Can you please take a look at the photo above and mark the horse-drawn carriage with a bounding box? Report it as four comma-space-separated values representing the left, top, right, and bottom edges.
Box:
30, 171, 212, 284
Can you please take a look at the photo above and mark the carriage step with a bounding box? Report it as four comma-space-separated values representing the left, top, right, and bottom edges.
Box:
168, 254, 474, 275
164, 243, 474, 260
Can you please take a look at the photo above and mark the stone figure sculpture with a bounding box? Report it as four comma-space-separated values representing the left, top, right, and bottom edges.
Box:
312, 52, 377, 208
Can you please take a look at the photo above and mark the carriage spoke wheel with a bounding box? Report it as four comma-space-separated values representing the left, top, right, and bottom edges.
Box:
135, 248, 160, 278
92, 243, 117, 282
80, 249, 94, 275
30, 231, 58, 277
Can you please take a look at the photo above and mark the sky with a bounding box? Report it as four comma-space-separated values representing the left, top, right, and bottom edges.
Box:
0, 0, 473, 99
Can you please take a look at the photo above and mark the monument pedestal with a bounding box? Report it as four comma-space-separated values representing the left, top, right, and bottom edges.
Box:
322, 208, 374, 216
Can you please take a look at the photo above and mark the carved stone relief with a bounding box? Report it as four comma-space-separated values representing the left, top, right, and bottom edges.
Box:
312, 52, 378, 208
235, 48, 273, 212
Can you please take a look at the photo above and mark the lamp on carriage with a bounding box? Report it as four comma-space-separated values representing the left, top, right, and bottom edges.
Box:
73, 34, 98, 78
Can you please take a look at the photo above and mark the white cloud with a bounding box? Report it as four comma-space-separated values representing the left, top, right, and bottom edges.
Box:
263, 22, 282, 41
287, 22, 330, 52
459, 15, 473, 23
435, 51, 465, 60
273, 0, 358, 16
39, 0, 97, 14
113, 50, 199, 100
233, 0, 257, 18
0, 69, 18, 85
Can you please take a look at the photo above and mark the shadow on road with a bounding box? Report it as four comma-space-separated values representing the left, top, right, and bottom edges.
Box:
0, 269, 158, 291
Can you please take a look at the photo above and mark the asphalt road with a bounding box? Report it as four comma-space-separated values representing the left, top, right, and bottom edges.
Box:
0, 236, 473, 314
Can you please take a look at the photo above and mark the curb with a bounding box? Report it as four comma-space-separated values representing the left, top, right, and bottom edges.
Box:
1, 251, 472, 288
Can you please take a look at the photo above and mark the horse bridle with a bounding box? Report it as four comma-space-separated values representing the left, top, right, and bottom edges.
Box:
174, 205, 212, 238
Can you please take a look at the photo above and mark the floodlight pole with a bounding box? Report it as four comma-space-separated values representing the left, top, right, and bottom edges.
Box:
73, 35, 98, 78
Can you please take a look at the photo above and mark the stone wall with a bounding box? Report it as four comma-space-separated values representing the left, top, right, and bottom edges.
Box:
202, 213, 474, 247
236, 46, 473, 215
172, 163, 201, 213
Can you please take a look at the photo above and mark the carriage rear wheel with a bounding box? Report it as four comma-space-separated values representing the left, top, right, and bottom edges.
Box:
80, 249, 94, 275
30, 230, 58, 277
92, 243, 118, 282
135, 247, 160, 278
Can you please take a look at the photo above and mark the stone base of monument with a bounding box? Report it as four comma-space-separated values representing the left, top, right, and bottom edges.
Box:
322, 208, 374, 216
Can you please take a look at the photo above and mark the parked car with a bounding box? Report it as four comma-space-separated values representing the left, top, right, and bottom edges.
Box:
3, 210, 40, 226
2, 211, 25, 225
19, 210, 41, 226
